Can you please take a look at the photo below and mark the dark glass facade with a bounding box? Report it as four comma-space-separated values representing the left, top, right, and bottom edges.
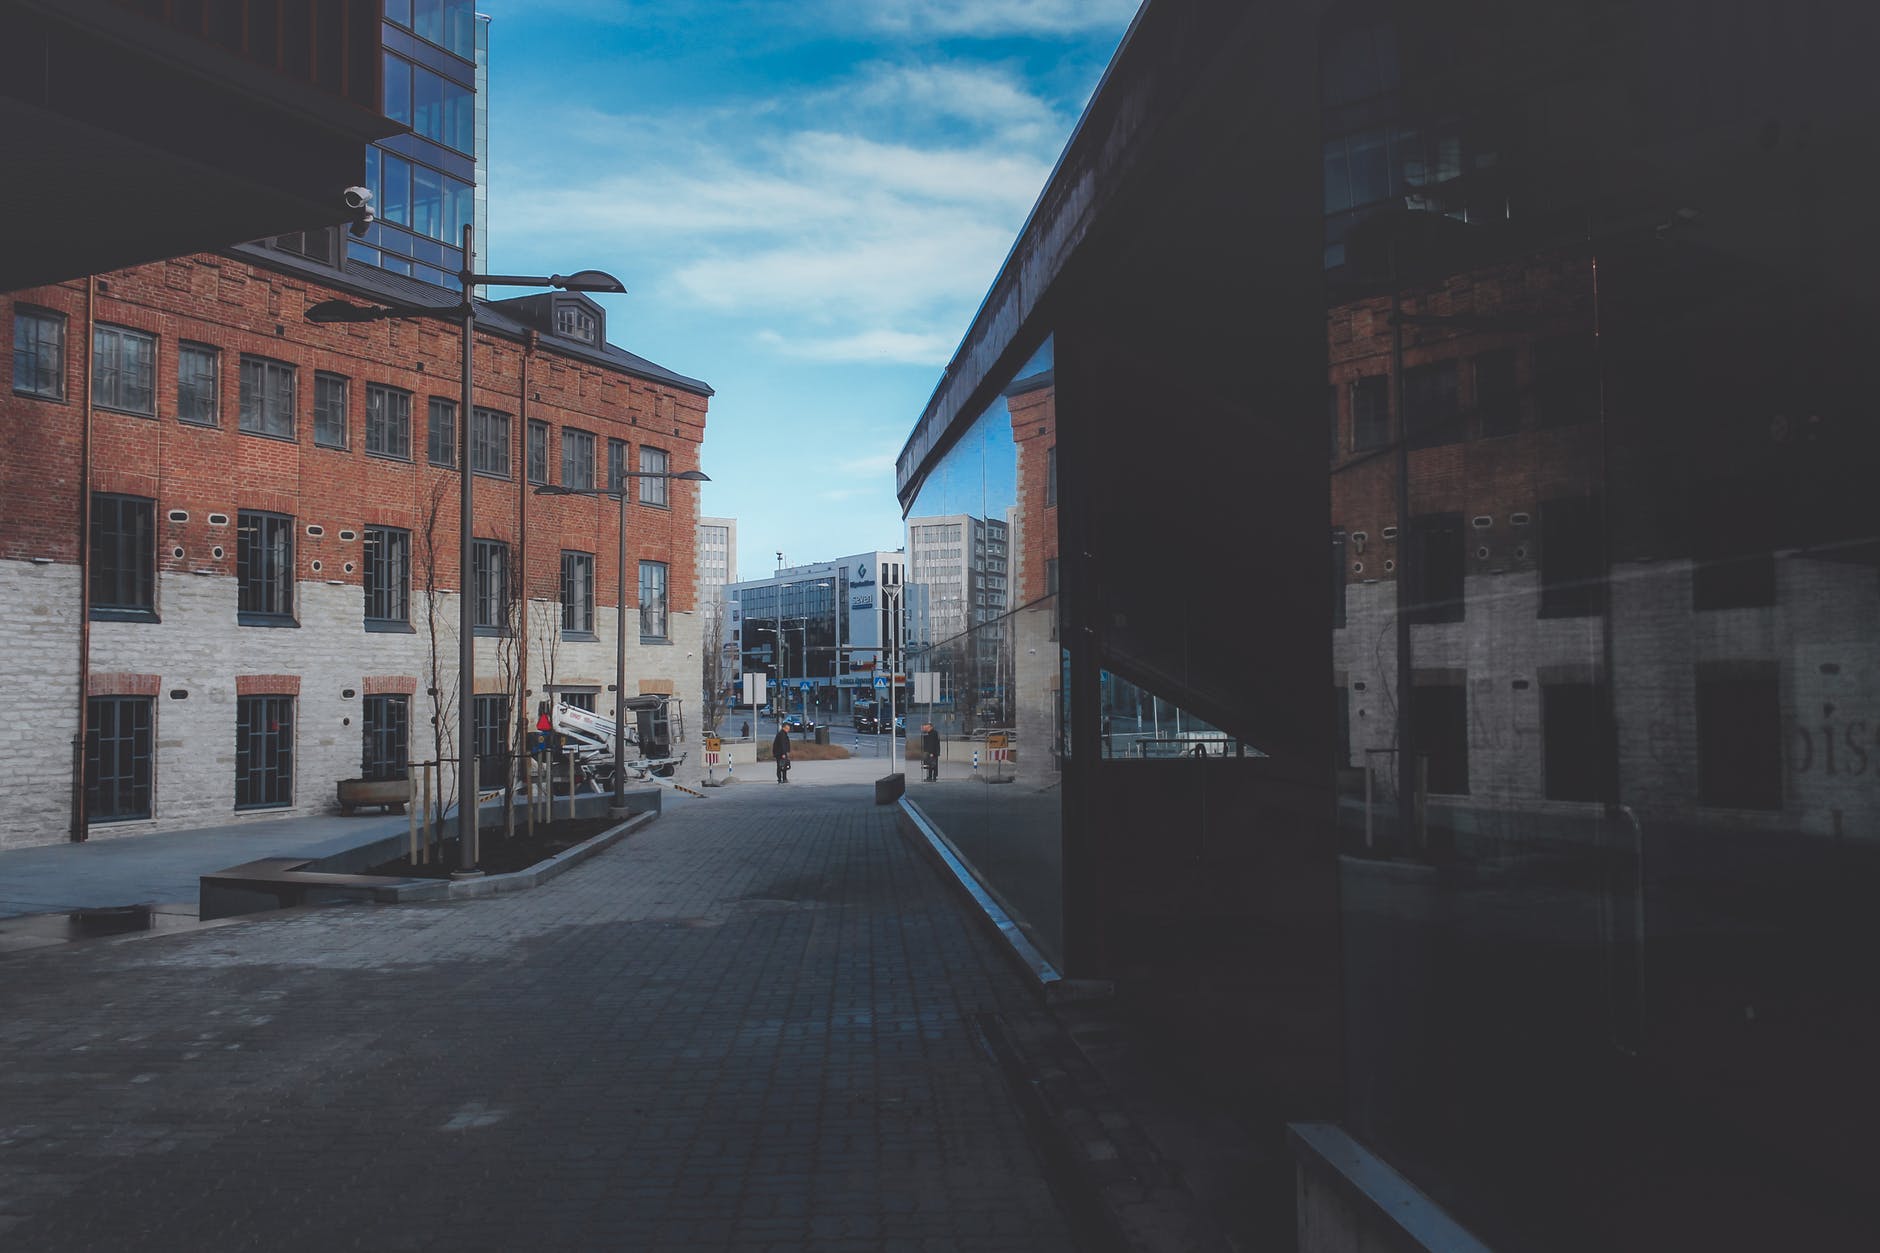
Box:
898, 1, 1880, 1248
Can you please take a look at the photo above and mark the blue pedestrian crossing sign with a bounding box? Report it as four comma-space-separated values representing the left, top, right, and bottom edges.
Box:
798, 680, 811, 691
873, 674, 888, 690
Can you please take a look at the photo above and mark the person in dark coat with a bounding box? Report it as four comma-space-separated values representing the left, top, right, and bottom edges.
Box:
772, 725, 792, 782
921, 723, 940, 781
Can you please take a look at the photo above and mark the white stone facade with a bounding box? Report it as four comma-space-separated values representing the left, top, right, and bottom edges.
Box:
0, 561, 701, 849
1333, 557, 1880, 844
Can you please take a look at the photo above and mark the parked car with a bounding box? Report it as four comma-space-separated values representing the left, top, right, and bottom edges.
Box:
783, 712, 816, 735
894, 714, 906, 736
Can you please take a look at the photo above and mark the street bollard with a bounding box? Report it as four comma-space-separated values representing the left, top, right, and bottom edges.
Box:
972, 749, 980, 773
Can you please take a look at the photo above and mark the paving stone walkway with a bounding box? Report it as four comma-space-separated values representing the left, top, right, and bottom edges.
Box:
0, 783, 1074, 1252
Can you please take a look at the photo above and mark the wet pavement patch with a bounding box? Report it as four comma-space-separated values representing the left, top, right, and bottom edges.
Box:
0, 903, 214, 955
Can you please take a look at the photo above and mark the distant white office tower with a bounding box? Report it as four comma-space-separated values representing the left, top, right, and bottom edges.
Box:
698, 517, 739, 605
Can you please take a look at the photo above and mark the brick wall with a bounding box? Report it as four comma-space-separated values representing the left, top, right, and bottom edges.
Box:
0, 254, 709, 847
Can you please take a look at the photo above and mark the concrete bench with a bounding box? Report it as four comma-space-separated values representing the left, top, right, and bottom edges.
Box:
200, 857, 424, 921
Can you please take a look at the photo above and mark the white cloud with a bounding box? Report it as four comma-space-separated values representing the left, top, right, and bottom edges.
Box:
860, 0, 1142, 37
758, 328, 958, 365
490, 42, 1091, 365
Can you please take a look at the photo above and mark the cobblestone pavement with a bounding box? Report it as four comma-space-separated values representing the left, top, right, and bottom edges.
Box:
0, 784, 1074, 1252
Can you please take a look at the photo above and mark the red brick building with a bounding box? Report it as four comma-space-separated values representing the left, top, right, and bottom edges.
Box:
1, 246, 710, 848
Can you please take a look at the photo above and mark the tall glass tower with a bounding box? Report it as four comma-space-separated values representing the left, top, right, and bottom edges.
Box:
349, 0, 480, 288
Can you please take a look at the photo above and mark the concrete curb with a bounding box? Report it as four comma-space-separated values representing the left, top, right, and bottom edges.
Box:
380, 809, 659, 902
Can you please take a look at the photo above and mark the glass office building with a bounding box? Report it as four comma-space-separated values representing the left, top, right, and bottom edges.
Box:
350, 0, 480, 285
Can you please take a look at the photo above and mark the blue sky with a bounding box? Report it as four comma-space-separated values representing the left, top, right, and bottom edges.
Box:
475, 0, 1137, 580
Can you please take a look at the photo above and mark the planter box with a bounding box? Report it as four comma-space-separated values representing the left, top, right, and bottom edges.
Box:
336, 776, 411, 815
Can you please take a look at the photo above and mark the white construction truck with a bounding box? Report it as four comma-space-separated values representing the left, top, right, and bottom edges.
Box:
538, 695, 688, 793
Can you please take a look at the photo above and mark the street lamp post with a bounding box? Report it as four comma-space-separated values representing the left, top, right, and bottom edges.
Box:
310, 239, 627, 872
536, 470, 710, 817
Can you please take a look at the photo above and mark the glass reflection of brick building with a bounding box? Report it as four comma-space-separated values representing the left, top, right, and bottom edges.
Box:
897, 1, 1880, 1250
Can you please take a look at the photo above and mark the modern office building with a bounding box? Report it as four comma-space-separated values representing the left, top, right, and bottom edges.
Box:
1, 0, 398, 292
727, 552, 905, 718
895, 1, 1879, 1250
696, 516, 738, 606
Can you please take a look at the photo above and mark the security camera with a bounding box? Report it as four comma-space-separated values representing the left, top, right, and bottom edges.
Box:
342, 186, 375, 236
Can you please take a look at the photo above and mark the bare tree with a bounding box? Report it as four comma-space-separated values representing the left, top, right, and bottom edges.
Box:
415, 477, 458, 829
701, 597, 729, 734
487, 526, 529, 840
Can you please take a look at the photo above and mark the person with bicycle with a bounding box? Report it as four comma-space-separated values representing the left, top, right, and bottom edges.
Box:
772, 725, 792, 783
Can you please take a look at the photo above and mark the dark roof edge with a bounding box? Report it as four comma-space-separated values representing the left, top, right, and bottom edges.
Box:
895, 0, 1274, 510
224, 243, 714, 398
894, 0, 1155, 506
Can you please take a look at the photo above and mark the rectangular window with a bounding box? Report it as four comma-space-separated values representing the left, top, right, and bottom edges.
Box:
271, 229, 335, 265
561, 551, 595, 634
1402, 360, 1460, 448
472, 538, 509, 629
639, 560, 668, 639
93, 324, 156, 415
363, 526, 410, 626
1543, 682, 1615, 802
91, 493, 156, 617
1046, 445, 1058, 507
555, 303, 597, 343
607, 438, 628, 493
238, 354, 296, 439
1332, 528, 1348, 629
86, 696, 154, 821
561, 428, 596, 489
639, 445, 669, 506
380, 152, 411, 226
1696, 664, 1781, 810
1334, 686, 1352, 770
13, 306, 65, 399
1534, 334, 1598, 428
1351, 375, 1390, 450
1692, 478, 1776, 610
1539, 495, 1607, 617
473, 694, 510, 789
361, 695, 410, 782
410, 62, 474, 154
237, 510, 295, 622
383, 50, 412, 125
427, 397, 456, 466
313, 372, 348, 447
177, 343, 219, 426
1405, 512, 1465, 624
1474, 349, 1518, 437
472, 407, 510, 478
365, 385, 412, 460
236, 695, 294, 809
527, 420, 550, 484
1411, 682, 1469, 796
